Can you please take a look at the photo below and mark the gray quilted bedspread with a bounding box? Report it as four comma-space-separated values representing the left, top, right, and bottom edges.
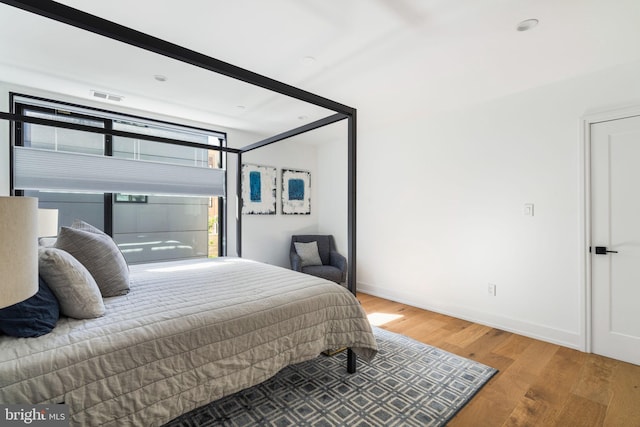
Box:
0, 258, 377, 426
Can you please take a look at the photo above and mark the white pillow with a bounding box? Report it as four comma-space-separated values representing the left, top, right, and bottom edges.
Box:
38, 237, 57, 247
38, 247, 105, 319
294, 241, 323, 267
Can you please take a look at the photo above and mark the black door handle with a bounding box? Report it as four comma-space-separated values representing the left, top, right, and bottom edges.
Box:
593, 246, 618, 255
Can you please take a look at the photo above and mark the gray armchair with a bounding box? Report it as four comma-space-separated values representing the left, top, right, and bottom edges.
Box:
290, 235, 347, 284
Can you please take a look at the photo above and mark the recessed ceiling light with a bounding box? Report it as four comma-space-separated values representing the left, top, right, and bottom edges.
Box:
517, 19, 539, 32
236, 105, 246, 111
302, 56, 316, 65
154, 74, 168, 82
298, 115, 308, 121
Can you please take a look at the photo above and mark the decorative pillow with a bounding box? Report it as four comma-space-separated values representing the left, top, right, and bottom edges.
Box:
55, 225, 130, 297
38, 247, 105, 319
0, 276, 60, 337
71, 219, 104, 234
38, 237, 57, 247
71, 220, 130, 273
294, 241, 323, 267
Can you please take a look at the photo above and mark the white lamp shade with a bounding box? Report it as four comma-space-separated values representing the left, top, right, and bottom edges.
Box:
38, 208, 59, 237
0, 197, 39, 308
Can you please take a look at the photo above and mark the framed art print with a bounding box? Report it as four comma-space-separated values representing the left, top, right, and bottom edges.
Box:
242, 164, 277, 215
282, 168, 311, 215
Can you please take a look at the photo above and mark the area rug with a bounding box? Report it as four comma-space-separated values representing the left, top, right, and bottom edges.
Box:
165, 327, 498, 426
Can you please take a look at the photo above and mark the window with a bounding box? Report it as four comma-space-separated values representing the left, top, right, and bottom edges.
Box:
114, 194, 148, 203
12, 95, 227, 263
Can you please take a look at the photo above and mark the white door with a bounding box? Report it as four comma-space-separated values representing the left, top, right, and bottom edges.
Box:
591, 115, 640, 366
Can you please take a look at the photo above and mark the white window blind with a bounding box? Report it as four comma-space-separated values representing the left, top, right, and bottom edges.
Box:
14, 146, 225, 197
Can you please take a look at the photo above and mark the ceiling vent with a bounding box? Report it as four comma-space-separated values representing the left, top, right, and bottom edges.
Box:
91, 90, 123, 102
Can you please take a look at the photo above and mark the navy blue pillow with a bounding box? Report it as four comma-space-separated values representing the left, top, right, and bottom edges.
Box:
0, 276, 60, 337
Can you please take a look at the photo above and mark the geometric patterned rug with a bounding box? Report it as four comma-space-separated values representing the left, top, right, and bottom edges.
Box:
165, 327, 498, 427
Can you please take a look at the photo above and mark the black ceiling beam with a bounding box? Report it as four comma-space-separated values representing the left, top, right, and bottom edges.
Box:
240, 113, 347, 153
0, 0, 356, 117
0, 112, 241, 154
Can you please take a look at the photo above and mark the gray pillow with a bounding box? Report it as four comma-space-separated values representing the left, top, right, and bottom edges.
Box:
71, 219, 104, 234
72, 219, 130, 274
294, 241, 323, 267
55, 226, 130, 297
38, 247, 105, 319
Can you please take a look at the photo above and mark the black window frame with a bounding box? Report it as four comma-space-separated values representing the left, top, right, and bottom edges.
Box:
10, 93, 228, 256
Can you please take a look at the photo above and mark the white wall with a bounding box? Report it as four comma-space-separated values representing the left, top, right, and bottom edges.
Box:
239, 137, 318, 267
0, 82, 11, 195
231, 121, 349, 267
316, 121, 348, 257
356, 59, 640, 350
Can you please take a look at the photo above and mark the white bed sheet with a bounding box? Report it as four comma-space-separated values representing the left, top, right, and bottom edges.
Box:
0, 257, 377, 426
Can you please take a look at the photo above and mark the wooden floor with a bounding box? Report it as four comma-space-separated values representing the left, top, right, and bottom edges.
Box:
357, 293, 640, 427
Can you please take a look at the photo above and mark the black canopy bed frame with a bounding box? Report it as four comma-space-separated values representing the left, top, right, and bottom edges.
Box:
0, 0, 359, 373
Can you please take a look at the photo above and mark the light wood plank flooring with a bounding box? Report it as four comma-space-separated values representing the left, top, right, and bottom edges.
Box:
357, 293, 640, 427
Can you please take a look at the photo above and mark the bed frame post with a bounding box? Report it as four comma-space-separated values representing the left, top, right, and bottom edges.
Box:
347, 111, 357, 296
347, 349, 357, 374
347, 111, 357, 374
236, 152, 242, 257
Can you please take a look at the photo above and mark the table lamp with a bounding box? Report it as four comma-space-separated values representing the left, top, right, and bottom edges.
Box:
38, 208, 59, 238
0, 196, 38, 309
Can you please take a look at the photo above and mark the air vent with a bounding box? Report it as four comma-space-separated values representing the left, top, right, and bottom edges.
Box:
91, 90, 123, 102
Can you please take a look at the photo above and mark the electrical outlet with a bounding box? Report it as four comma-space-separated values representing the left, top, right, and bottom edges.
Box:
488, 283, 497, 296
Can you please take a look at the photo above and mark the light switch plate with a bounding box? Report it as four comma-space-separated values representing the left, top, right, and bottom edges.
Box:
524, 203, 534, 216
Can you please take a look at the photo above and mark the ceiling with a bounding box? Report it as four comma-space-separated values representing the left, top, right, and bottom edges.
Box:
1, 0, 639, 139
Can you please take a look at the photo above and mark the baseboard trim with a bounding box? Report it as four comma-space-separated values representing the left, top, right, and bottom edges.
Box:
357, 282, 582, 351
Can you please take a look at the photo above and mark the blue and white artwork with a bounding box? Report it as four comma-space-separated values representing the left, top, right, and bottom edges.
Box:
242, 164, 276, 215
288, 179, 305, 200
249, 171, 262, 202
282, 169, 311, 215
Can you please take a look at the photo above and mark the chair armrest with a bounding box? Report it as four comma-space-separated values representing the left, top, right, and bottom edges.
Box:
290, 251, 302, 271
330, 251, 347, 273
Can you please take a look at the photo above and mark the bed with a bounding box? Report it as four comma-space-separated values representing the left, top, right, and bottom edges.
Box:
0, 4, 370, 424
0, 257, 377, 426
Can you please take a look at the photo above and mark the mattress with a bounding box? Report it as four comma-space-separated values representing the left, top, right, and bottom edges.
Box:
0, 257, 377, 426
